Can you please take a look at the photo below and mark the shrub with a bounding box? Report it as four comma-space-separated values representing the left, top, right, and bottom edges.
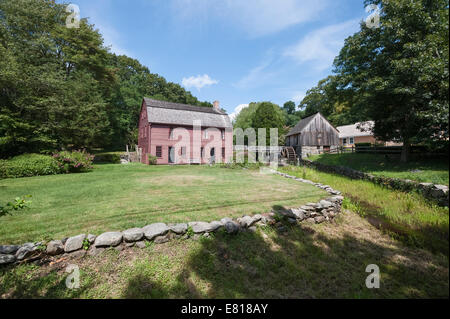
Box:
355, 142, 372, 147
148, 154, 158, 165
93, 152, 123, 164
0, 154, 61, 179
53, 150, 94, 173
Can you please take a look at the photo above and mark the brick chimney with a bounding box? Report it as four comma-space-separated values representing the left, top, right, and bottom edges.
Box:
213, 100, 220, 111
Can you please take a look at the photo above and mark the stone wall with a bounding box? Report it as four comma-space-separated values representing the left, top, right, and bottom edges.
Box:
0, 171, 343, 266
300, 159, 449, 207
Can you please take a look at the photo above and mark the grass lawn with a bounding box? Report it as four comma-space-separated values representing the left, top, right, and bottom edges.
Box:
280, 166, 449, 255
308, 153, 449, 185
1, 210, 448, 299
0, 164, 326, 244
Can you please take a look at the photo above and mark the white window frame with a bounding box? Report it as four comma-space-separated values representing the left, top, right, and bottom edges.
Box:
349, 137, 354, 144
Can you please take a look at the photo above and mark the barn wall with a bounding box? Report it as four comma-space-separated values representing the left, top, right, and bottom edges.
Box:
299, 114, 339, 146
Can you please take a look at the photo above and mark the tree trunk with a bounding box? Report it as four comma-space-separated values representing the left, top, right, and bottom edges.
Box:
400, 142, 411, 163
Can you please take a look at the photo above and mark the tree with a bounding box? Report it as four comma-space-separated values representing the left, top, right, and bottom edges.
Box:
282, 100, 303, 127
251, 102, 286, 146
0, 0, 112, 155
282, 101, 296, 114
0, 0, 212, 156
333, 0, 449, 162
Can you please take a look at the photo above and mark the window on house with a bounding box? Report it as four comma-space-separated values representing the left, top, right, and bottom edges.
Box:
343, 138, 347, 144
221, 130, 225, 140
349, 137, 354, 144
156, 146, 162, 158
201, 147, 204, 158
204, 130, 209, 139
181, 147, 186, 157
169, 128, 173, 140
222, 147, 225, 158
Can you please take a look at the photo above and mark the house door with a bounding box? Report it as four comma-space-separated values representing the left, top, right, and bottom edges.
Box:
168, 147, 175, 164
210, 148, 215, 163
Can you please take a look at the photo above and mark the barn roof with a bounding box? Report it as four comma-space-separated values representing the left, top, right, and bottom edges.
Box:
286, 113, 338, 137
144, 98, 232, 128
337, 121, 374, 138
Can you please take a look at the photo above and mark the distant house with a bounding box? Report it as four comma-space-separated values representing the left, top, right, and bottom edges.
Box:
138, 98, 233, 165
337, 121, 376, 147
285, 113, 340, 158
337, 121, 402, 147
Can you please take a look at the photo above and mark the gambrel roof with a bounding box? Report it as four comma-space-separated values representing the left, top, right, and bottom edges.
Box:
143, 98, 232, 128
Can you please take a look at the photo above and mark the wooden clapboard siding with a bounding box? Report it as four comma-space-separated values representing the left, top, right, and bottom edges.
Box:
286, 113, 339, 147
299, 114, 339, 146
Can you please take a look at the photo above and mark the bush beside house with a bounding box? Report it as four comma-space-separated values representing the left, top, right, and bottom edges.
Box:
0, 151, 94, 179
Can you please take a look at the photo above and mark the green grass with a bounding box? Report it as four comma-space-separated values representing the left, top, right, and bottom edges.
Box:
1, 211, 448, 298
280, 165, 449, 255
0, 164, 326, 244
308, 153, 449, 185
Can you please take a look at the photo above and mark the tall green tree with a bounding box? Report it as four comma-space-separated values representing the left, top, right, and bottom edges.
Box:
0, 0, 112, 155
251, 102, 286, 146
282, 100, 303, 127
233, 102, 286, 146
334, 0, 449, 161
0, 0, 212, 156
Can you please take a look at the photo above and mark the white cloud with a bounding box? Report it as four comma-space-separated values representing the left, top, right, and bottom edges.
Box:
234, 60, 275, 89
233, 49, 280, 89
229, 104, 249, 121
283, 19, 360, 71
171, 0, 328, 37
182, 74, 219, 90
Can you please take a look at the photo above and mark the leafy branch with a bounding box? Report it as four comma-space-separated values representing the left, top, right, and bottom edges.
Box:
0, 195, 32, 217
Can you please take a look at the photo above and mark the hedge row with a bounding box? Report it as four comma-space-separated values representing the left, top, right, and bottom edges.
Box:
0, 151, 94, 179
92, 152, 124, 164
0, 154, 61, 179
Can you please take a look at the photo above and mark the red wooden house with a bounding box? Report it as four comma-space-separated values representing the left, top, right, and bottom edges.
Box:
138, 98, 233, 165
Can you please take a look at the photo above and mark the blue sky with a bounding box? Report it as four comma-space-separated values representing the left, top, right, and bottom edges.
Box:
61, 0, 367, 118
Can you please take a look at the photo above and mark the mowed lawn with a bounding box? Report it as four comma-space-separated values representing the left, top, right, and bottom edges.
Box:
308, 153, 449, 185
0, 164, 326, 244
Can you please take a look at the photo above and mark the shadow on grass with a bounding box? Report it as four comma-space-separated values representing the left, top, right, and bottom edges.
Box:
2, 218, 448, 299
122, 223, 448, 299
0, 263, 93, 299
346, 194, 449, 256
312, 153, 449, 176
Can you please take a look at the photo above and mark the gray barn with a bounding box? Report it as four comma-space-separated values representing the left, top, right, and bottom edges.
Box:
285, 112, 339, 158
